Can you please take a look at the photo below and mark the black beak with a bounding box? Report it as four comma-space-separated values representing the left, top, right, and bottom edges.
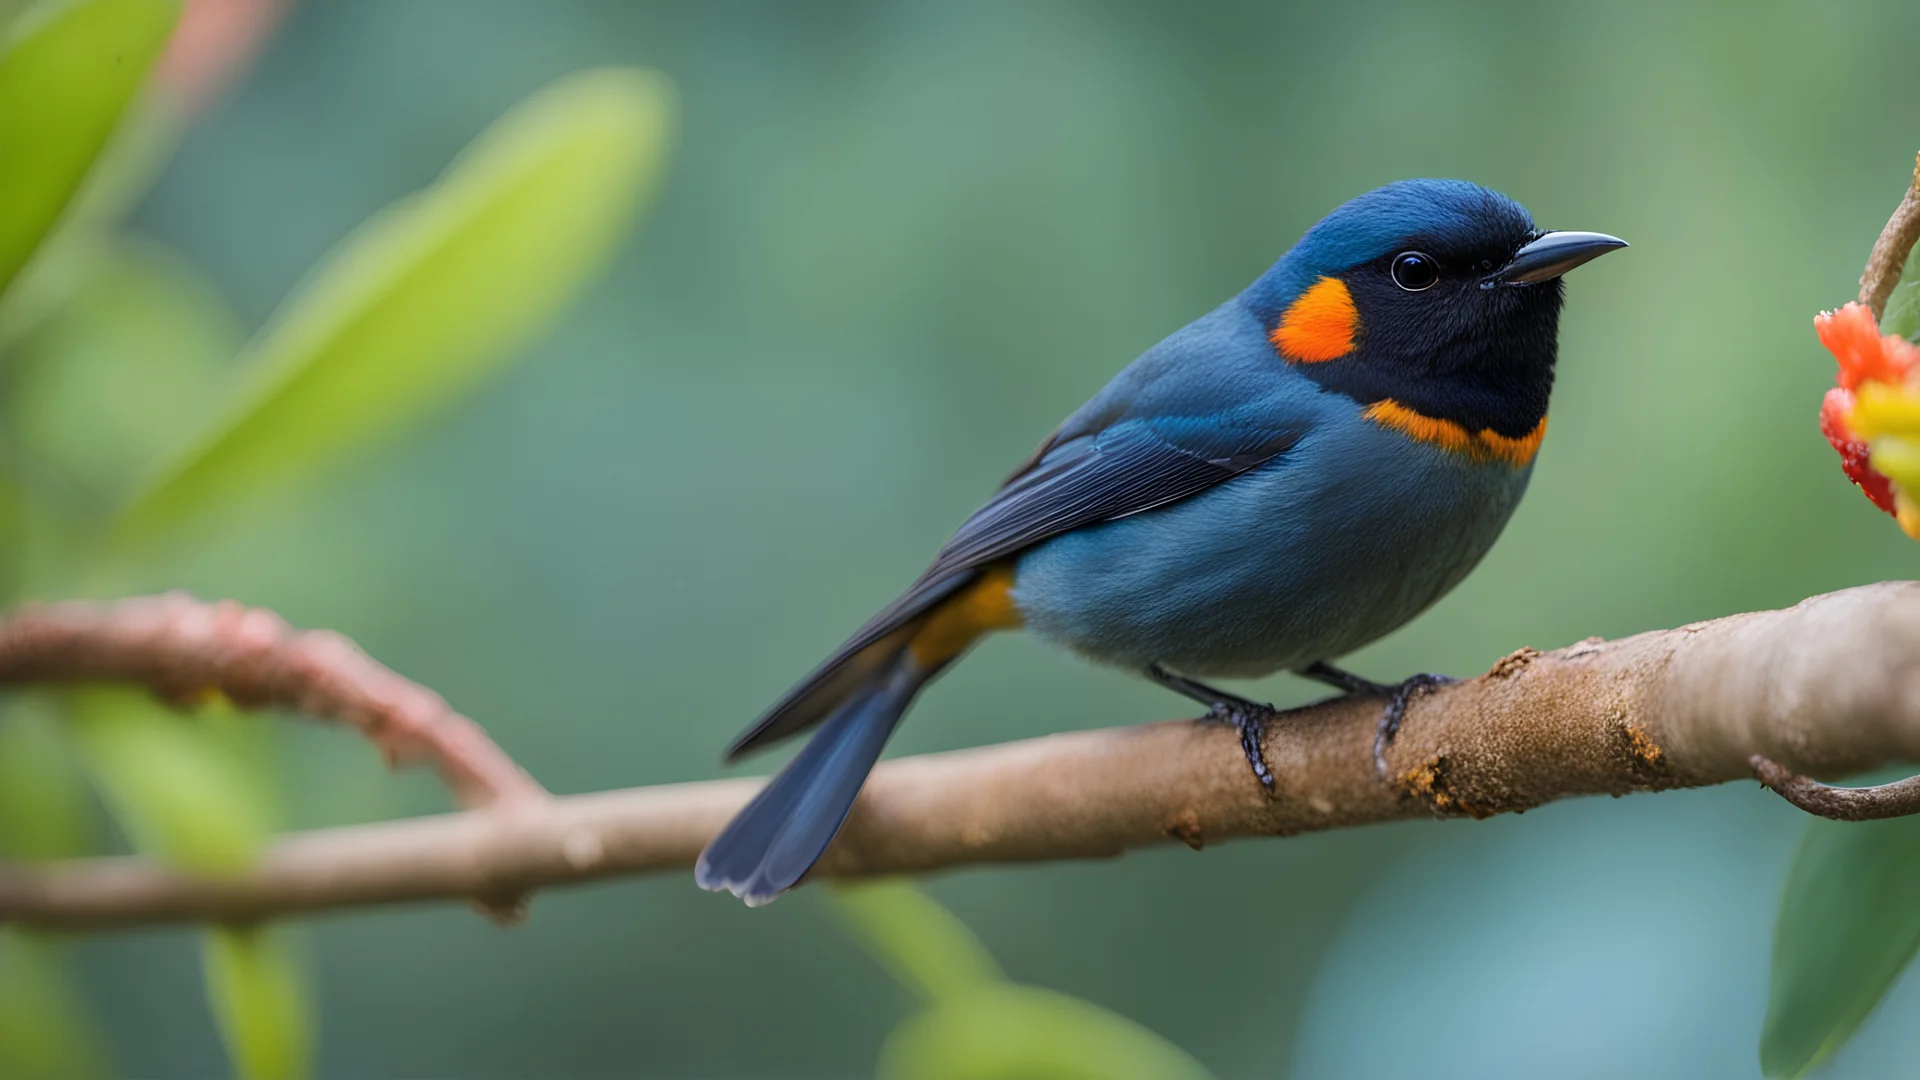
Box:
1484, 230, 1628, 288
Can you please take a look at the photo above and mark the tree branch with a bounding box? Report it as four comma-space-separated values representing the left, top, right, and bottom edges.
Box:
1858, 150, 1920, 319
1750, 755, 1920, 820
0, 592, 545, 810
0, 592, 549, 921
3, 582, 1918, 931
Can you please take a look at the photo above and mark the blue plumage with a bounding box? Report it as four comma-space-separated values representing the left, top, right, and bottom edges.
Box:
697, 179, 1625, 905
1014, 342, 1531, 676
1244, 179, 1536, 314
697, 650, 926, 906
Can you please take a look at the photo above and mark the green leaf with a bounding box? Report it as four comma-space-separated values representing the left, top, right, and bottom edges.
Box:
832, 880, 1006, 1003
0, 100, 195, 353
1761, 815, 1920, 1078
0, 0, 180, 303
835, 883, 1213, 1079
118, 66, 676, 535
1881, 242, 1920, 344
7, 238, 238, 508
0, 930, 110, 1080
69, 686, 276, 874
879, 984, 1217, 1080
203, 926, 313, 1080
0, 694, 92, 860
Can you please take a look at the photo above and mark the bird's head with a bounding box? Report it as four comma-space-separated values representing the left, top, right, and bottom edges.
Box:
1247, 179, 1625, 466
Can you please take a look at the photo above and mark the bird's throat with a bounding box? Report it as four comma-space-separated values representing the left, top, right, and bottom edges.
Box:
1363, 400, 1546, 468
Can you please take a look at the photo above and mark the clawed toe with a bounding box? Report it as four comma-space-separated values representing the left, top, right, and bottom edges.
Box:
1207, 701, 1279, 792
1148, 663, 1280, 792
1299, 661, 1454, 779
1372, 673, 1454, 777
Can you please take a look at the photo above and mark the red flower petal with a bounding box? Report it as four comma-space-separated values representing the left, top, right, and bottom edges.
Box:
1822, 386, 1898, 515
1816, 302, 1920, 390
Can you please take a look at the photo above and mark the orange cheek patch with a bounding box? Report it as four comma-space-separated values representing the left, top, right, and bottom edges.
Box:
1364, 400, 1548, 469
1271, 276, 1358, 362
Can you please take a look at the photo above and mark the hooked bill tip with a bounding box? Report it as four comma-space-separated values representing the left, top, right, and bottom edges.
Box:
1488, 230, 1628, 287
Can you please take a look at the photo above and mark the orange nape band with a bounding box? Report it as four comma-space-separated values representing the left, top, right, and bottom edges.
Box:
1363, 399, 1547, 468
1270, 276, 1358, 362
909, 565, 1024, 668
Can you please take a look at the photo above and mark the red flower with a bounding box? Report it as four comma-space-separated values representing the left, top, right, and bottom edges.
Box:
1817, 302, 1920, 390
1821, 386, 1897, 514
1815, 303, 1920, 526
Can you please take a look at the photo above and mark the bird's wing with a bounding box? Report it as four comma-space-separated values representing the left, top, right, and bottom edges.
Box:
925, 414, 1303, 577
727, 411, 1306, 757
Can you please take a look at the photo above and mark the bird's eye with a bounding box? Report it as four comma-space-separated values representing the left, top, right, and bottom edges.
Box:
1390, 251, 1440, 291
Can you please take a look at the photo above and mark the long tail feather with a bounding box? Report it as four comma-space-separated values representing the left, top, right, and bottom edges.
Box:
695, 649, 927, 905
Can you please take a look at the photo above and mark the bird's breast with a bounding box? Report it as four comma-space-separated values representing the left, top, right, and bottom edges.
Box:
1010, 407, 1533, 677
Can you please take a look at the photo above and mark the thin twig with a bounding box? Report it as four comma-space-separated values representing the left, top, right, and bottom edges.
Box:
4, 582, 1920, 931
0, 592, 544, 810
0, 593, 549, 920
1750, 755, 1920, 821
1857, 150, 1920, 319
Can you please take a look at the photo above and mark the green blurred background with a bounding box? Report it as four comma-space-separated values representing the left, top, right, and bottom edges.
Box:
31, 0, 1920, 1075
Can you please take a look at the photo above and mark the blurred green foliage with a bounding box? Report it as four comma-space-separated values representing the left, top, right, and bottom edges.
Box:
1759, 247, 1920, 1079
0, 3, 673, 1075
7, 240, 237, 510
0, 0, 177, 297
0, 930, 109, 1080
1878, 245, 1920, 342
204, 927, 314, 1080
121, 67, 674, 535
69, 688, 275, 873
836, 882, 1215, 1080
0, 695, 90, 861
1763, 815, 1920, 1078
4, 0, 1920, 1077
833, 878, 1007, 1002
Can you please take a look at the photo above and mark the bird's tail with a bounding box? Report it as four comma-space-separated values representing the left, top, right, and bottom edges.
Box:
694, 646, 932, 905
698, 567, 1021, 905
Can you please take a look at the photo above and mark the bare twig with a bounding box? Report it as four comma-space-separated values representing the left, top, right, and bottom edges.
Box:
1750, 755, 1920, 821
0, 593, 546, 811
3, 582, 1919, 932
1858, 150, 1920, 319
0, 592, 544, 811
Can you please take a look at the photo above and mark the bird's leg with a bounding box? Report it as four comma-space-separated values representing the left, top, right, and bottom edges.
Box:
1298, 661, 1454, 778
1147, 663, 1277, 791
1297, 660, 1393, 698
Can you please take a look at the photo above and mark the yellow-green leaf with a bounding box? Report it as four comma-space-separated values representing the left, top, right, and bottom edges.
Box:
0, 694, 91, 860
8, 238, 238, 507
835, 882, 1213, 1079
118, 66, 675, 535
203, 926, 313, 1080
0, 930, 109, 1080
879, 985, 1216, 1080
0, 98, 195, 354
1761, 816, 1920, 1078
832, 880, 1006, 1003
0, 0, 180, 303
69, 686, 275, 874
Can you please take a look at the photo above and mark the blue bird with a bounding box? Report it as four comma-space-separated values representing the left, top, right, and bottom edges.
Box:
697, 179, 1625, 905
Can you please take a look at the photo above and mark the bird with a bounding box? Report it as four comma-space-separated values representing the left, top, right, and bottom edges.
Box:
696, 178, 1625, 906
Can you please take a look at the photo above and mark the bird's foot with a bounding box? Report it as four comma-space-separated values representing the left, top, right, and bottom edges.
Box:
1299, 662, 1454, 778
1146, 663, 1278, 792
1372, 673, 1453, 778
1200, 698, 1279, 792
